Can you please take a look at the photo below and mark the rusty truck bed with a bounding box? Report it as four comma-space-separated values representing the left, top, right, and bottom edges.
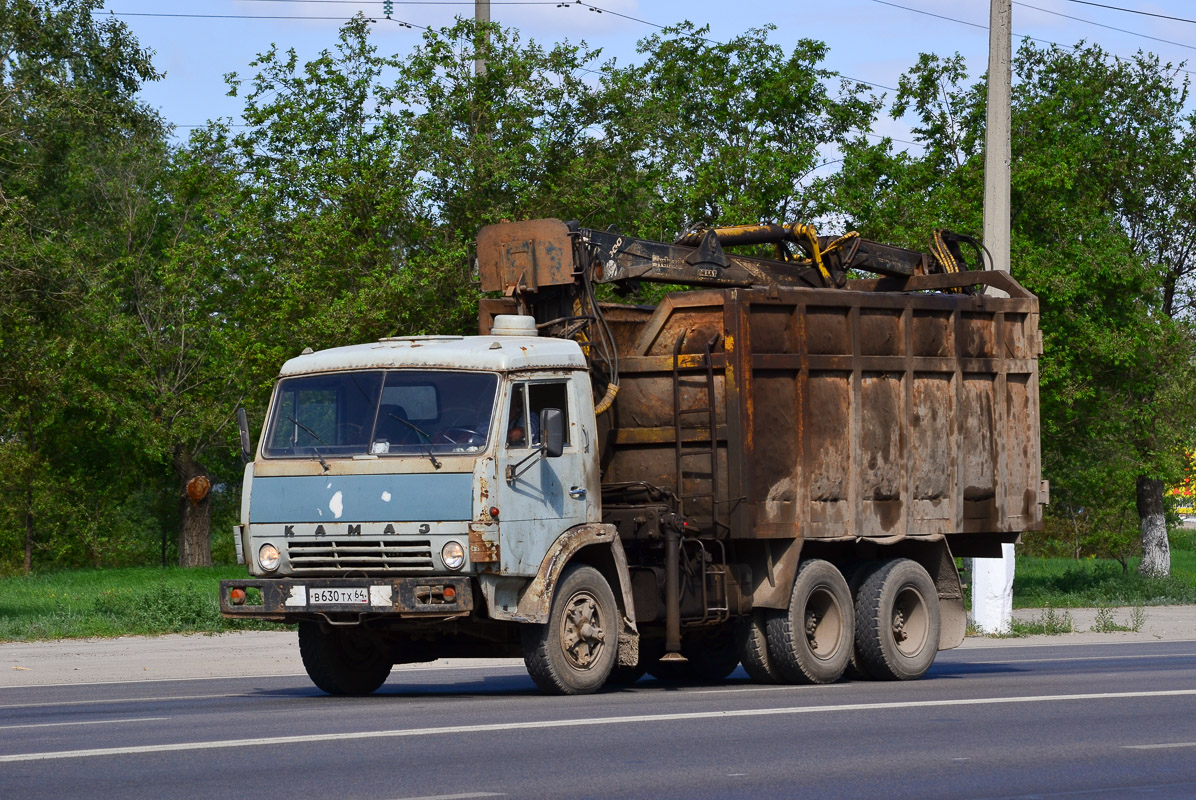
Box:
597, 273, 1044, 555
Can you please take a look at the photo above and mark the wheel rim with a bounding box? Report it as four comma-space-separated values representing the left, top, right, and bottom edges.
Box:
803, 586, 844, 660
891, 585, 930, 658
337, 633, 381, 666
559, 590, 607, 670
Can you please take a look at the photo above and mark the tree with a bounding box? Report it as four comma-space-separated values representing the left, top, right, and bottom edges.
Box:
0, 0, 166, 572
829, 42, 1196, 576
601, 23, 878, 236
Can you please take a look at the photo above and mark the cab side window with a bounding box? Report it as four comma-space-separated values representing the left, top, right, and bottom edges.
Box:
528, 382, 569, 446
506, 384, 532, 448
505, 382, 570, 448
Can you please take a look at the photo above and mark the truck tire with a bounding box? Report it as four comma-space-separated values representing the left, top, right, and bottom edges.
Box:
521, 564, 618, 695
297, 621, 392, 696
842, 560, 881, 680
765, 559, 854, 684
854, 558, 940, 681
735, 610, 783, 684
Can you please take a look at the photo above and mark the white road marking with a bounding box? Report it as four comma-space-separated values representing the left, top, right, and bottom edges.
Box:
0, 662, 526, 691
0, 693, 244, 710
951, 652, 1196, 665
1125, 742, 1196, 750
0, 717, 169, 731
3, 688, 1196, 763
692, 683, 853, 696
389, 794, 504, 800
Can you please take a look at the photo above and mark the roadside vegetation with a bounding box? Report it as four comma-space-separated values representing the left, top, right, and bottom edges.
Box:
1009, 529, 1196, 608
0, 566, 284, 641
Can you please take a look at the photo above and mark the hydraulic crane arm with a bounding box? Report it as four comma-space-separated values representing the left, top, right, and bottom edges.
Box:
477, 218, 982, 297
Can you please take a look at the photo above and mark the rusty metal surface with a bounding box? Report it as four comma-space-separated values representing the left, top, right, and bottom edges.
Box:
477, 218, 575, 293
600, 281, 1043, 545
468, 525, 500, 563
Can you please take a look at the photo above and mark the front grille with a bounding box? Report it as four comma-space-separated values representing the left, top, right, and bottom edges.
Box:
286, 539, 434, 575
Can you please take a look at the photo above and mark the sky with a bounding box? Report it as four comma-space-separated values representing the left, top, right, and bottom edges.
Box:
96, 0, 1196, 146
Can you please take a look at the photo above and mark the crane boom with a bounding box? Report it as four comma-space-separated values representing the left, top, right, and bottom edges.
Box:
477, 218, 980, 297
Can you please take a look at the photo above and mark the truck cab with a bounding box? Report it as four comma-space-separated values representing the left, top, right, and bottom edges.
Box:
222, 316, 634, 695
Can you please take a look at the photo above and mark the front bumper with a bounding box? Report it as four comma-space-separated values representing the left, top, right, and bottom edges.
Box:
219, 577, 474, 621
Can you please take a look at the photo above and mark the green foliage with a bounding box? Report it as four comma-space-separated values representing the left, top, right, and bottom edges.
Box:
1089, 605, 1138, 633
830, 41, 1196, 567
0, 0, 176, 573
603, 23, 877, 235
0, 566, 283, 640
1006, 606, 1075, 637
1014, 545, 1196, 608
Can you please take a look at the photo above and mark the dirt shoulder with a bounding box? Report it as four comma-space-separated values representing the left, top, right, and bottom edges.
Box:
2, 606, 1193, 687
961, 604, 1196, 649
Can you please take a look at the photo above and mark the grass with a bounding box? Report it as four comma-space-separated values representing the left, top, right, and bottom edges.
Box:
0, 566, 285, 642
1011, 552, 1196, 609
1009, 606, 1075, 636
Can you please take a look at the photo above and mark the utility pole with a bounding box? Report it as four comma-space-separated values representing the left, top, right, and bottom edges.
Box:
475, 0, 490, 77
973, 0, 1015, 635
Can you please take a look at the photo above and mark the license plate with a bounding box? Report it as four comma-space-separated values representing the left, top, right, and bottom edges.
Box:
309, 587, 369, 605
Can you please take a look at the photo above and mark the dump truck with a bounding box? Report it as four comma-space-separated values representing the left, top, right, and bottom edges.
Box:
221, 219, 1045, 695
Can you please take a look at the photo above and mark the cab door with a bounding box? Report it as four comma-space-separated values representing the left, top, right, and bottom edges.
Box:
495, 374, 592, 575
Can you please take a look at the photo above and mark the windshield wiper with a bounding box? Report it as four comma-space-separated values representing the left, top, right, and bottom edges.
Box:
384, 412, 441, 470
286, 415, 330, 472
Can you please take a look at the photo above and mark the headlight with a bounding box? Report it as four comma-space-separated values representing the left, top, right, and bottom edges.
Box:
258, 543, 281, 572
441, 541, 465, 571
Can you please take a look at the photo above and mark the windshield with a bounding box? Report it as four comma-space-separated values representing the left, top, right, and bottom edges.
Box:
263, 370, 499, 458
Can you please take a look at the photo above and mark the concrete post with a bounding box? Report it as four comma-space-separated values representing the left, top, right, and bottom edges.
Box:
475, 0, 490, 77
974, 0, 1015, 634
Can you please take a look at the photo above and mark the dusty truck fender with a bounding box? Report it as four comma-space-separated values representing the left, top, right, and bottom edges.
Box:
477, 523, 640, 667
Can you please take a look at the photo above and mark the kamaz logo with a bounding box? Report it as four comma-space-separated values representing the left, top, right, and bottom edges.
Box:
280, 523, 430, 537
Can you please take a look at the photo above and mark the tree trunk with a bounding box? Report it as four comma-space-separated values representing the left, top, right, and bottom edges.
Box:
175, 447, 212, 567
1137, 476, 1170, 578
24, 484, 33, 576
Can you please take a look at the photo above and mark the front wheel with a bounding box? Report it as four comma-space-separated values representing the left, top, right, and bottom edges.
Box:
522, 564, 618, 695
765, 559, 854, 684
297, 622, 392, 696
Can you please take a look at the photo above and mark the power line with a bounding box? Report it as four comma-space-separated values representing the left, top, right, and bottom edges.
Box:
99, 11, 380, 20
1064, 0, 1196, 25
236, 0, 556, 4
865, 0, 1194, 76
1015, 1, 1196, 53
95, 9, 429, 26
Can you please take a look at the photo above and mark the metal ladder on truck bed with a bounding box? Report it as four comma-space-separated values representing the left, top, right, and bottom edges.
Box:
670, 330, 725, 529
670, 331, 731, 626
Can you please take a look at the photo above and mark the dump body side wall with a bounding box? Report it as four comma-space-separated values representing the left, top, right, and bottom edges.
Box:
599, 284, 1042, 549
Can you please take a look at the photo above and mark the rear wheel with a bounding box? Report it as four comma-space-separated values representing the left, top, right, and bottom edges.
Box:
297, 622, 392, 696
735, 610, 783, 684
765, 559, 854, 684
522, 564, 618, 695
854, 558, 940, 681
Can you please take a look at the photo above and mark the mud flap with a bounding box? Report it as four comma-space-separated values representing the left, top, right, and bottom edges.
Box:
478, 523, 639, 663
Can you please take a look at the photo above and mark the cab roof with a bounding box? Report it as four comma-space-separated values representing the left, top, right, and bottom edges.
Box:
278, 335, 587, 377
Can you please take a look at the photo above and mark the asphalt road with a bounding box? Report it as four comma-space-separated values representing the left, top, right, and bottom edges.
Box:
3, 640, 1196, 799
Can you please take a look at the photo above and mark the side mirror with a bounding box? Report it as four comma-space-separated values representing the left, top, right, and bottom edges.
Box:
237, 406, 253, 464
540, 408, 564, 458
